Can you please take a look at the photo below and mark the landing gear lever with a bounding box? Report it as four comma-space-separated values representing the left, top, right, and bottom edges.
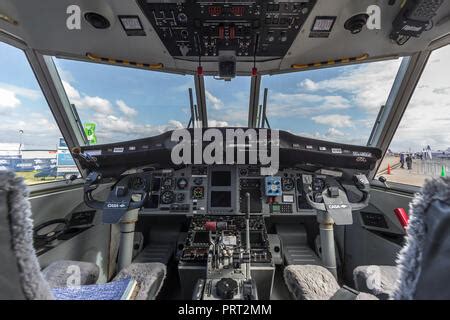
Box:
306, 174, 371, 278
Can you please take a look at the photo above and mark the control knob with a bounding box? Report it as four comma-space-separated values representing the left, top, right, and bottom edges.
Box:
216, 278, 238, 300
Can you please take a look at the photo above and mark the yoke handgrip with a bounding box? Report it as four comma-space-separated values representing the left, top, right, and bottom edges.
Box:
83, 171, 104, 210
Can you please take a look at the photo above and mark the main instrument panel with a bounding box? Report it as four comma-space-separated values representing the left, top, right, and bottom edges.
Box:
118, 164, 352, 217
137, 0, 317, 57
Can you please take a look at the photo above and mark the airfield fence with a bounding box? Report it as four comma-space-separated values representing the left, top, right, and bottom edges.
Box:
410, 158, 450, 177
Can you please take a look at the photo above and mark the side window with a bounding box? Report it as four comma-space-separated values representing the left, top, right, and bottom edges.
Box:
0, 42, 80, 185
376, 45, 450, 187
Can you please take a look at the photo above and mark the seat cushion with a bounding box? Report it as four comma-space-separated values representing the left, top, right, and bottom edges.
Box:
285, 265, 378, 300
113, 263, 166, 300
284, 265, 340, 300
42, 260, 100, 288
353, 265, 398, 299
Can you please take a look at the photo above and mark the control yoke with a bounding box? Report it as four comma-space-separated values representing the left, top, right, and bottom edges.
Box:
305, 174, 371, 278
83, 171, 148, 224
83, 171, 148, 270
305, 174, 370, 225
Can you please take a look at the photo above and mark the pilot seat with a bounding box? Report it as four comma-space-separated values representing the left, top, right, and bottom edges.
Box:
284, 177, 450, 300
0, 171, 166, 300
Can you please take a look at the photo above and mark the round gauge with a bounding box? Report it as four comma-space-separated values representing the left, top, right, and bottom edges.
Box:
177, 178, 188, 189
239, 168, 248, 176
282, 178, 294, 191
160, 191, 175, 204
178, 12, 188, 23
162, 178, 174, 190
192, 186, 204, 199
176, 193, 185, 202
193, 177, 203, 185
130, 176, 146, 190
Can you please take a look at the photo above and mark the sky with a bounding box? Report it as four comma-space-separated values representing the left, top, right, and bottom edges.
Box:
0, 41, 449, 152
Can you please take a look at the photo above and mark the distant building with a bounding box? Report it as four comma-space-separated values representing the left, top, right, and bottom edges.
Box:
0, 143, 57, 171
0, 143, 21, 157
22, 149, 57, 159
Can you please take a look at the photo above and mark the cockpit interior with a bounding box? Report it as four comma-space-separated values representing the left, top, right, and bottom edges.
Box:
1, 0, 450, 304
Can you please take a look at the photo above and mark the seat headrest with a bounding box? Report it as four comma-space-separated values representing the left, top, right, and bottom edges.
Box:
0, 171, 53, 300
392, 177, 450, 299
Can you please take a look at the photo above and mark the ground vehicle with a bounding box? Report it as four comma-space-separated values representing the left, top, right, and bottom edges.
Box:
0, 0, 449, 304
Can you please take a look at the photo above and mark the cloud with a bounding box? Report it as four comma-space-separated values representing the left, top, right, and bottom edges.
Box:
432, 87, 450, 95
0, 112, 60, 148
311, 114, 353, 128
60, 78, 190, 142
116, 100, 138, 117
62, 80, 81, 100
81, 96, 113, 114
0, 88, 21, 109
81, 111, 185, 142
298, 59, 403, 112
0, 83, 42, 100
388, 46, 450, 151
62, 80, 113, 115
208, 119, 229, 127
0, 83, 42, 110
205, 90, 224, 110
299, 78, 319, 91
326, 127, 345, 137
267, 93, 351, 118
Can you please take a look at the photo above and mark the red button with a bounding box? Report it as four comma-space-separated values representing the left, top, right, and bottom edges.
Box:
205, 221, 217, 231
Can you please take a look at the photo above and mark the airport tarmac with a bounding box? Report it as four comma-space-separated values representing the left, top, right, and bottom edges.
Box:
378, 156, 448, 187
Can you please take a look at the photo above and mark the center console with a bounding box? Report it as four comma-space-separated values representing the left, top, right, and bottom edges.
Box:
179, 215, 273, 300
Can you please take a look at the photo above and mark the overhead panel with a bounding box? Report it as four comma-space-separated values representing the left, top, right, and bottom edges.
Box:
137, 0, 317, 58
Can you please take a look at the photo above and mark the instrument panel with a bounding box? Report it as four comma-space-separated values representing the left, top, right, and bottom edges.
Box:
137, 0, 317, 57
127, 164, 342, 216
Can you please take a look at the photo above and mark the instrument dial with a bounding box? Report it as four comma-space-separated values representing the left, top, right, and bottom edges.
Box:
177, 177, 188, 189
130, 176, 146, 190
162, 178, 174, 190
281, 178, 294, 191
239, 168, 248, 176
160, 191, 175, 204
176, 193, 186, 202
192, 186, 205, 199
193, 177, 203, 185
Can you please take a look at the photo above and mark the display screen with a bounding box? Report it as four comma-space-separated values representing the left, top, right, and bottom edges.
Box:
193, 231, 210, 244
241, 231, 264, 245
151, 178, 161, 191
211, 191, 232, 207
211, 171, 231, 186
282, 195, 294, 203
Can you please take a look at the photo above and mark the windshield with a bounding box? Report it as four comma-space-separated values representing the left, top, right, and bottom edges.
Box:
205, 76, 251, 127
53, 58, 195, 144
55, 57, 403, 146
259, 59, 403, 145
